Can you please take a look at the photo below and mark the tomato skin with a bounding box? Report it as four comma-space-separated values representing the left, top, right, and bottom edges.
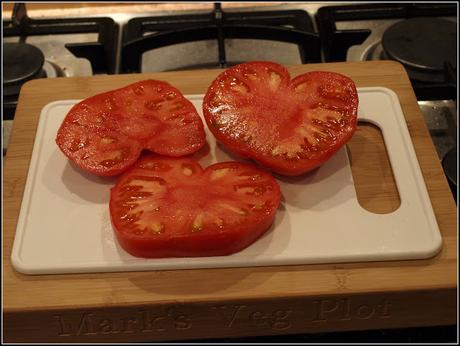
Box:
203, 61, 358, 176
109, 156, 281, 258
56, 80, 206, 176
112, 220, 275, 258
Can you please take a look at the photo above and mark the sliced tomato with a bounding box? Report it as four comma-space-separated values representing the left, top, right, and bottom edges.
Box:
56, 80, 206, 176
203, 61, 358, 176
109, 155, 281, 258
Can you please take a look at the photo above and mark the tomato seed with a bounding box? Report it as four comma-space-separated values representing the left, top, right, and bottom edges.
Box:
271, 145, 283, 156
100, 151, 123, 167
180, 117, 194, 126
170, 101, 184, 111
254, 186, 266, 196
271, 142, 302, 158
134, 85, 144, 95
128, 178, 166, 192
191, 214, 204, 232
240, 174, 262, 181
243, 134, 253, 143
151, 222, 165, 235
215, 218, 224, 229
234, 185, 255, 194
210, 168, 231, 181
145, 100, 163, 111
120, 184, 142, 193
220, 203, 248, 216
249, 203, 263, 211
106, 97, 118, 111
139, 162, 171, 172
182, 167, 193, 176
230, 83, 249, 94
182, 163, 195, 176
243, 72, 258, 81
100, 137, 116, 145
152, 163, 171, 172
294, 82, 308, 92
80, 103, 90, 111
268, 71, 281, 90
69, 139, 87, 152
120, 201, 137, 210
128, 192, 153, 199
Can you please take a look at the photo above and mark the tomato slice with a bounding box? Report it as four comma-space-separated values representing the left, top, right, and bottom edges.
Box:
56, 80, 206, 176
203, 61, 358, 176
109, 155, 281, 258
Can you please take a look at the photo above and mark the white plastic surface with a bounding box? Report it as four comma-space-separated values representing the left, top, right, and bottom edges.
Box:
11, 88, 442, 275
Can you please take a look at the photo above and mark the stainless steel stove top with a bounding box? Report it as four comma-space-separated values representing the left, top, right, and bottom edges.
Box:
2, 3, 457, 168
4, 33, 95, 77
141, 39, 303, 72
419, 100, 457, 160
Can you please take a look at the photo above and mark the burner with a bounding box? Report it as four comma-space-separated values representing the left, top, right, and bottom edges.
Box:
381, 18, 456, 82
3, 43, 46, 119
4, 43, 46, 96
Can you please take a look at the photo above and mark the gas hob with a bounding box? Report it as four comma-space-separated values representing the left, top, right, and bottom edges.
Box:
2, 3, 457, 196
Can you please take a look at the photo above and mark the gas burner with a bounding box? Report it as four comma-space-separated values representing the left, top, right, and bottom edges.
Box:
381, 18, 456, 83
4, 42, 46, 96
3, 42, 48, 120
347, 18, 457, 78
2, 2, 118, 121
345, 18, 456, 101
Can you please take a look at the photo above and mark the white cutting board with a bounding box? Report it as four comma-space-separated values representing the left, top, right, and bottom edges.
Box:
11, 87, 442, 275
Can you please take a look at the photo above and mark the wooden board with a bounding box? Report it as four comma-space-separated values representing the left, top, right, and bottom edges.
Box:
3, 61, 457, 342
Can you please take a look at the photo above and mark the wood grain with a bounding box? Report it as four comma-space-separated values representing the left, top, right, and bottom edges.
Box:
3, 61, 457, 342
348, 122, 401, 214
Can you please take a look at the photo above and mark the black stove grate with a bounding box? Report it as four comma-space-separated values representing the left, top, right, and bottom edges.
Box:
121, 4, 321, 73
3, 3, 118, 75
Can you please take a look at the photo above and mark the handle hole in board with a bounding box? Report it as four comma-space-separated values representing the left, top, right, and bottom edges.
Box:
347, 121, 401, 214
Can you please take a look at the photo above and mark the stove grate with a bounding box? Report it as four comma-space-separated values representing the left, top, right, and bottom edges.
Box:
121, 3, 321, 73
3, 3, 118, 75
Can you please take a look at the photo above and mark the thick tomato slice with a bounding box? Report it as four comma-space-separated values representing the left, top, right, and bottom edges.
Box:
109, 155, 281, 258
56, 80, 205, 176
203, 61, 358, 176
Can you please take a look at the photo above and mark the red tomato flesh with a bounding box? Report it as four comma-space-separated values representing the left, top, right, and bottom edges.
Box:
109, 155, 281, 258
56, 80, 206, 176
203, 61, 359, 176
